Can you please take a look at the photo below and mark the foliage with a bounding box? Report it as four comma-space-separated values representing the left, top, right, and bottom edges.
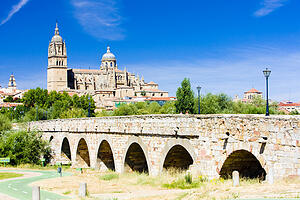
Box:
3, 96, 13, 102
0, 130, 51, 165
175, 78, 195, 114
105, 101, 177, 116
0, 114, 12, 133
162, 177, 201, 189
2, 88, 96, 121
290, 110, 299, 115
184, 173, 192, 184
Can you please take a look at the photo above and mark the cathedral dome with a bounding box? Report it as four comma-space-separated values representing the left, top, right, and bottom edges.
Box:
102, 46, 116, 61
51, 34, 63, 43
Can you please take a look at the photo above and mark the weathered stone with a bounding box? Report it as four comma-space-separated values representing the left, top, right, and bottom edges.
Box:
28, 114, 300, 179
32, 186, 40, 200
79, 183, 87, 197
232, 171, 239, 186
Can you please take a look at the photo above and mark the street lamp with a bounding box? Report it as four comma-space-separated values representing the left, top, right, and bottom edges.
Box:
197, 86, 201, 114
88, 96, 91, 117
263, 68, 271, 116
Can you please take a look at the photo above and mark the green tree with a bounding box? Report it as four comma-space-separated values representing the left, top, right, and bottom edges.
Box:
3, 96, 13, 102
175, 78, 195, 114
0, 130, 51, 165
159, 101, 176, 114
22, 87, 48, 108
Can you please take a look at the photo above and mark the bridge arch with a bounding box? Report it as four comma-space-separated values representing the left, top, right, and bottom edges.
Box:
75, 138, 91, 168
160, 139, 196, 172
219, 149, 266, 179
96, 139, 115, 171
123, 137, 149, 174
60, 137, 72, 163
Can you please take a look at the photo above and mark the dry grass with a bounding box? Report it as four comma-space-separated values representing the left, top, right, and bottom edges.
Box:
31, 169, 300, 200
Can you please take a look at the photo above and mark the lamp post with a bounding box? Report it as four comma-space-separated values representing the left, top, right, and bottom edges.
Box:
88, 96, 91, 117
263, 68, 271, 116
197, 86, 201, 114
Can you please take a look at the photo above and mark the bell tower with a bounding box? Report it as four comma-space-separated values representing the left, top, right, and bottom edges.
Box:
47, 23, 68, 91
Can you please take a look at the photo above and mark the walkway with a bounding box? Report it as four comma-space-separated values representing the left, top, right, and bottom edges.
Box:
0, 170, 70, 200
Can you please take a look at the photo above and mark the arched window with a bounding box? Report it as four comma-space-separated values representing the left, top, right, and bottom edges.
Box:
56, 61, 58, 65
110, 62, 113, 67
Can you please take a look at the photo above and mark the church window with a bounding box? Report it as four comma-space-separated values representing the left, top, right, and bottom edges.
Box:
56, 61, 58, 65
161, 93, 163, 96
62, 61, 63, 66
110, 62, 112, 67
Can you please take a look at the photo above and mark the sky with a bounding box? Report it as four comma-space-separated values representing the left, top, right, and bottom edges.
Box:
0, 0, 300, 101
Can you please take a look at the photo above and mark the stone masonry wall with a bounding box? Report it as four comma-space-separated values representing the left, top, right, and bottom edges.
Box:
28, 114, 300, 179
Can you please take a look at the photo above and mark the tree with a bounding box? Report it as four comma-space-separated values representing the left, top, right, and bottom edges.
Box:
3, 96, 13, 102
175, 78, 195, 114
22, 87, 48, 108
0, 130, 51, 165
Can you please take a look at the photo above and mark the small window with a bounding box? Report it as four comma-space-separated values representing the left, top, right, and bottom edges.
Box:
110, 62, 113, 67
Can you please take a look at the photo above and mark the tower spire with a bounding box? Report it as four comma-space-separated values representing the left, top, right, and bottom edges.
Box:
55, 22, 59, 35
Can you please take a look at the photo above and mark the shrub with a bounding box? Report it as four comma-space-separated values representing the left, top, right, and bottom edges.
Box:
184, 173, 192, 184
0, 130, 51, 165
0, 114, 12, 133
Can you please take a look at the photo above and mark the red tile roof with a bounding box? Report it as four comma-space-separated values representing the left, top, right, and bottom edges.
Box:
279, 102, 300, 107
147, 97, 176, 101
147, 81, 158, 85
245, 88, 262, 94
0, 103, 23, 108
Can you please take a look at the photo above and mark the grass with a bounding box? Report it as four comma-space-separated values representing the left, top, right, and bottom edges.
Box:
63, 190, 71, 195
100, 172, 119, 181
0, 172, 23, 180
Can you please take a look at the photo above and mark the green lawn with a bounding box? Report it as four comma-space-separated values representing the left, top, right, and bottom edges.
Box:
0, 172, 23, 180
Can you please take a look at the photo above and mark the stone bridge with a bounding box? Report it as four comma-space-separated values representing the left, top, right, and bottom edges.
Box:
28, 114, 300, 180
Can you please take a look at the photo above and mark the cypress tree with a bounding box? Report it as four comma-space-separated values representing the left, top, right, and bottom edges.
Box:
175, 78, 195, 114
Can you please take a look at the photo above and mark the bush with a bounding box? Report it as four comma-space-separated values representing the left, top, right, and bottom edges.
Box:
0, 130, 51, 165
0, 114, 12, 133
184, 173, 192, 184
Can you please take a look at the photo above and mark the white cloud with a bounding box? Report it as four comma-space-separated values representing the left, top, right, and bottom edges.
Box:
254, 0, 287, 17
0, 0, 30, 26
70, 0, 124, 40
125, 47, 300, 102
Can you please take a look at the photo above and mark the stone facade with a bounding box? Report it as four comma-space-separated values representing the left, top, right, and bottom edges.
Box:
28, 114, 300, 179
47, 23, 168, 110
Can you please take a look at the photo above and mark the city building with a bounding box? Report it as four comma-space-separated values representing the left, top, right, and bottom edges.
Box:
0, 74, 26, 106
233, 88, 263, 103
47, 23, 169, 110
278, 101, 300, 114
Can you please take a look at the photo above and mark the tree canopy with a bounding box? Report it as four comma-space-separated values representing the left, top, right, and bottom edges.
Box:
175, 78, 195, 114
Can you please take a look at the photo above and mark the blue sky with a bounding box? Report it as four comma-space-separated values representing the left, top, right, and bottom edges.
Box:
0, 0, 300, 101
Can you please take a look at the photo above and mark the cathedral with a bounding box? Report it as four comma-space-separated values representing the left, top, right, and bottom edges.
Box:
47, 23, 169, 110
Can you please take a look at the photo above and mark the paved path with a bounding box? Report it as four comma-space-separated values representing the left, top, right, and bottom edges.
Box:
0, 170, 71, 200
